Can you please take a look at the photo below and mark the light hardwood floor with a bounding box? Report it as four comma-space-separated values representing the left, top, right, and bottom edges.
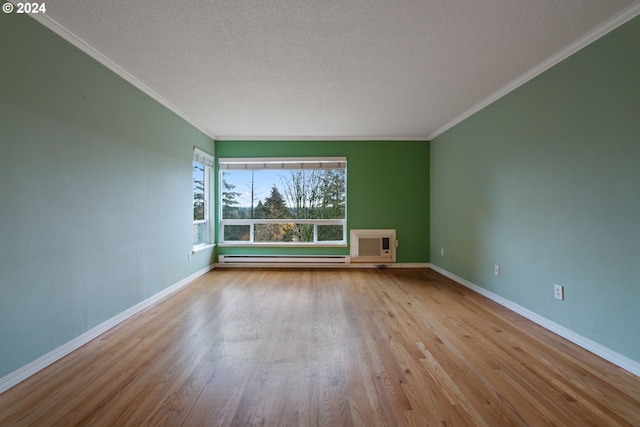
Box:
1, 268, 639, 426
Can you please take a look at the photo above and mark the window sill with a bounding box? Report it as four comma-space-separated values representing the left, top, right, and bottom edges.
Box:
217, 242, 348, 248
192, 244, 216, 253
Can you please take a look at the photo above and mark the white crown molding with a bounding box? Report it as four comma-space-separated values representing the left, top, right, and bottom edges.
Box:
215, 136, 429, 141
429, 264, 640, 378
26, 14, 218, 141
427, 2, 640, 141
0, 264, 214, 395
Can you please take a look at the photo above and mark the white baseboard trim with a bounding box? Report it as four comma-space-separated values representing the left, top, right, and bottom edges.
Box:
429, 264, 640, 378
0, 264, 214, 395
213, 262, 431, 269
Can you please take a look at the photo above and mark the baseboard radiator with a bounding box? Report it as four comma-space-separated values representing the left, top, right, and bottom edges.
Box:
218, 255, 350, 267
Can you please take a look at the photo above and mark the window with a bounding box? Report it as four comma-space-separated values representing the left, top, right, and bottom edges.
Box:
219, 157, 346, 245
193, 147, 214, 248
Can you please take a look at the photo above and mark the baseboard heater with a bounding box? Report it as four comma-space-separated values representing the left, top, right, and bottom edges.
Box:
218, 255, 350, 267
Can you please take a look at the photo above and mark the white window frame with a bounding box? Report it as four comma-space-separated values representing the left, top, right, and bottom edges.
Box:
219, 157, 347, 247
193, 147, 214, 250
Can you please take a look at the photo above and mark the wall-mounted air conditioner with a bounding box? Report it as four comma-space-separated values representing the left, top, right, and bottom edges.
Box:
350, 229, 397, 263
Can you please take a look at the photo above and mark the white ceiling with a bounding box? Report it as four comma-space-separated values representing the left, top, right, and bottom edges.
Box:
36, 1, 640, 140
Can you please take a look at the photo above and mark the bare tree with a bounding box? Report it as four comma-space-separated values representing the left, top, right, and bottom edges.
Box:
279, 170, 328, 242
239, 171, 261, 219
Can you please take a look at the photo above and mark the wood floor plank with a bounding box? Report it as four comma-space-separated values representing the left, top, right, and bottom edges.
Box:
1, 268, 640, 426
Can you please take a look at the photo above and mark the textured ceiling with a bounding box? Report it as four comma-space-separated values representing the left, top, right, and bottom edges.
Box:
39, 0, 639, 140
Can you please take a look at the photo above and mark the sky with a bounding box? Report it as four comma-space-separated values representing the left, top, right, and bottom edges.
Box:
221, 170, 287, 208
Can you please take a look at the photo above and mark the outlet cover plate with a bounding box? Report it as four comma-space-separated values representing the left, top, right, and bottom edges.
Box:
554, 284, 564, 301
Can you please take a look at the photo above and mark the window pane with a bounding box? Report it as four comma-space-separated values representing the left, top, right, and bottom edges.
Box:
317, 225, 343, 241
193, 162, 205, 221
292, 224, 314, 243
193, 223, 206, 246
219, 158, 346, 245
221, 168, 345, 220
252, 223, 315, 243
254, 223, 295, 243
224, 225, 250, 241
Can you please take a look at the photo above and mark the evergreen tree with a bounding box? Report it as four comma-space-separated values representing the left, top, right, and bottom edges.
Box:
221, 172, 241, 219
319, 169, 346, 219
318, 169, 346, 240
221, 172, 246, 241
193, 163, 205, 221
254, 186, 293, 242
262, 185, 289, 218
254, 200, 266, 219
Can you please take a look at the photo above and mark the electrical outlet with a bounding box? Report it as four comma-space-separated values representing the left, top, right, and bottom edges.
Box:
494, 265, 500, 276
188, 252, 193, 261
554, 284, 564, 301
441, 248, 444, 256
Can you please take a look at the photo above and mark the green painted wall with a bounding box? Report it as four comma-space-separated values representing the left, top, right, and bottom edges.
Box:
0, 14, 214, 378
430, 17, 640, 363
215, 141, 430, 263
